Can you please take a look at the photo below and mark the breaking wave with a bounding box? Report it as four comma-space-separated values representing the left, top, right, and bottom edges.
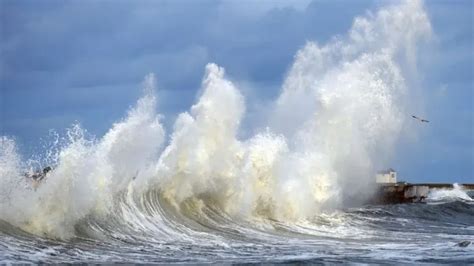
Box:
0, 0, 433, 241
427, 184, 473, 203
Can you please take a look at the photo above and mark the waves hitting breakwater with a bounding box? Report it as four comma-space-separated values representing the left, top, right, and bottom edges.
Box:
1, 1, 472, 264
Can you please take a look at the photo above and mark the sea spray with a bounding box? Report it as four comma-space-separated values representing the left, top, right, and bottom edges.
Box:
0, 137, 23, 205
153, 64, 245, 210
273, 0, 431, 204
0, 75, 164, 238
428, 184, 473, 203
0, 0, 433, 238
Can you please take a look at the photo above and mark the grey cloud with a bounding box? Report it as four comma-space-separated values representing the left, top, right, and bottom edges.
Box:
1, 0, 472, 183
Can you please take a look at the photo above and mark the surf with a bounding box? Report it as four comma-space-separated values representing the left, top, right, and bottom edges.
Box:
0, 0, 432, 240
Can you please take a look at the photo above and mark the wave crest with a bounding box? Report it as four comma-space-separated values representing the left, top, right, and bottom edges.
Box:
0, 0, 432, 239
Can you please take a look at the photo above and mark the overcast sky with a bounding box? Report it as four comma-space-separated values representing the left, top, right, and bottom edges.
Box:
1, 0, 472, 182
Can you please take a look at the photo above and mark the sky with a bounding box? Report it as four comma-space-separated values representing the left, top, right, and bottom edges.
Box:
0, 0, 472, 183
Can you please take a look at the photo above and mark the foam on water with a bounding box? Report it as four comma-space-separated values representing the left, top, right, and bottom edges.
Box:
0, 0, 433, 240
427, 184, 473, 203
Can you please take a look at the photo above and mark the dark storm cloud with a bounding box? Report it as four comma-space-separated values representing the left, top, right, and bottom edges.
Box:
1, 0, 372, 138
0, 0, 472, 182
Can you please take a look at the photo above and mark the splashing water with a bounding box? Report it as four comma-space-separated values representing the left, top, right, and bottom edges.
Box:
428, 184, 473, 203
1, 75, 165, 238
1, 0, 434, 242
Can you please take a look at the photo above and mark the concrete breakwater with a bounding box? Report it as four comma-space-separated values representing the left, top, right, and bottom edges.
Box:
370, 183, 474, 204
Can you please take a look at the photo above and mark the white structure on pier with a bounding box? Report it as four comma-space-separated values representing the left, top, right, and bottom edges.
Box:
376, 168, 397, 184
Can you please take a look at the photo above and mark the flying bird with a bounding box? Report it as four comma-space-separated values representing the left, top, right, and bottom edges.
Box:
412, 115, 429, 123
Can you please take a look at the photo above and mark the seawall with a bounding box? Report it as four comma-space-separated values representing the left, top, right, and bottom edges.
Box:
369, 183, 474, 204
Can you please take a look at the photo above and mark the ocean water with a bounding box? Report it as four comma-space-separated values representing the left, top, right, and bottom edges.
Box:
1, 0, 472, 264
1, 188, 473, 264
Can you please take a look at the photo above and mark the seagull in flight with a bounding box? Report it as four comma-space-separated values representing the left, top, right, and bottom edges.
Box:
412, 115, 429, 123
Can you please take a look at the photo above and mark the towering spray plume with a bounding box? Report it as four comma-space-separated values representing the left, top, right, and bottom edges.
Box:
152, 64, 245, 206
273, 0, 431, 202
0, 0, 431, 238
0, 75, 165, 237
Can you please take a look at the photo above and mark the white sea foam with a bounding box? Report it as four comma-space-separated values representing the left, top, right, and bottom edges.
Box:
0, 0, 432, 238
427, 183, 473, 203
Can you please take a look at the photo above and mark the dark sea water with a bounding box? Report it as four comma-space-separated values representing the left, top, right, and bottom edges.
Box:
1, 190, 473, 264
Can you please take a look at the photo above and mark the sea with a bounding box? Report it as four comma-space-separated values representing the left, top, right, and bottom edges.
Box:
1, 187, 473, 264
1, 0, 472, 264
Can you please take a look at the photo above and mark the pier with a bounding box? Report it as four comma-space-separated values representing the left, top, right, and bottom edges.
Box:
370, 183, 474, 204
